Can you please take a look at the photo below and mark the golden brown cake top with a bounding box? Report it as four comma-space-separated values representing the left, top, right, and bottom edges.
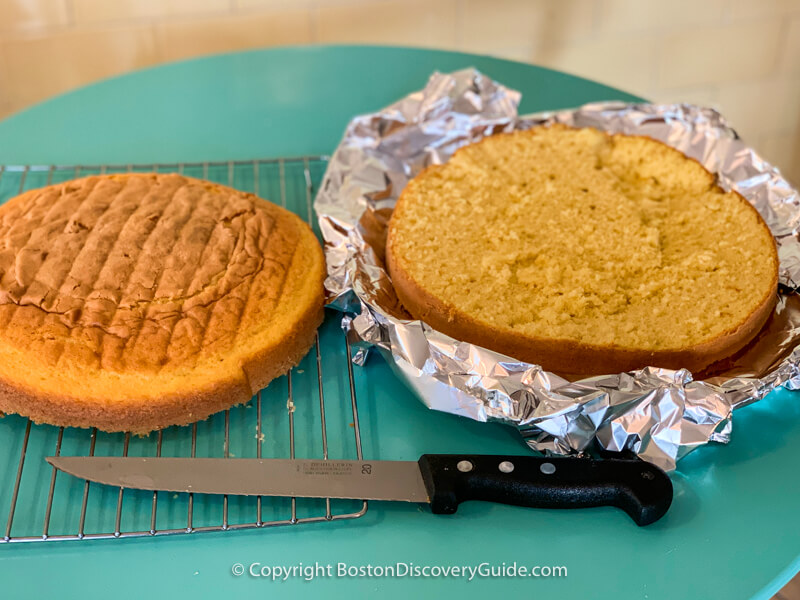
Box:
0, 173, 310, 375
388, 125, 778, 352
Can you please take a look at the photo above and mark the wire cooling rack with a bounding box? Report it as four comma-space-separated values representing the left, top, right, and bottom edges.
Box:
0, 157, 370, 543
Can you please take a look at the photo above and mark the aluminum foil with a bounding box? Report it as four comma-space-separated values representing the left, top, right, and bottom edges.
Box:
315, 69, 800, 471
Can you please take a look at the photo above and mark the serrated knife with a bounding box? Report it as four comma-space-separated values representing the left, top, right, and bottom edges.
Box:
47, 454, 673, 526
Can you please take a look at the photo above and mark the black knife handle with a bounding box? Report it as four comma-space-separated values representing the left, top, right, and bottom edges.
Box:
417, 454, 672, 526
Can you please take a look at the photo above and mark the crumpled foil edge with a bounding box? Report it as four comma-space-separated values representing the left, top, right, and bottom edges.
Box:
315, 69, 800, 471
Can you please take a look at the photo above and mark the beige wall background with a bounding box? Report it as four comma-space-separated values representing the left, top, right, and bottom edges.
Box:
0, 0, 798, 182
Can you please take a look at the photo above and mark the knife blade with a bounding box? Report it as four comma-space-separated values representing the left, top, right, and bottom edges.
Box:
47, 454, 672, 526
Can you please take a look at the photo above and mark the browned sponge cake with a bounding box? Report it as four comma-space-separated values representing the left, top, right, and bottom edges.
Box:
0, 173, 325, 432
386, 125, 779, 375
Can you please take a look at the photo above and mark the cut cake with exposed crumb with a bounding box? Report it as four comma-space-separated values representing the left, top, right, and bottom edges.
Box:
0, 173, 325, 432
386, 125, 779, 375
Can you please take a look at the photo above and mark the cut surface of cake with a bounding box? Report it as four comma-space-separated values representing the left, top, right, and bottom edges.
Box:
386, 125, 779, 375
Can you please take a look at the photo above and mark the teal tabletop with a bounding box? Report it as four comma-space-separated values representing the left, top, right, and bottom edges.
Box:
0, 45, 798, 600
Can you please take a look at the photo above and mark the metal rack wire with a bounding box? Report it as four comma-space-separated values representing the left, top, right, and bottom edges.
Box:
0, 157, 369, 543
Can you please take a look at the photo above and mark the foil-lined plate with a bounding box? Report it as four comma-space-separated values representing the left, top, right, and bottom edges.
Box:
314, 69, 800, 471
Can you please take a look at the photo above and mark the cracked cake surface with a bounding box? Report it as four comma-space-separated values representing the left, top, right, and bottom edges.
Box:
386, 125, 779, 375
0, 173, 325, 432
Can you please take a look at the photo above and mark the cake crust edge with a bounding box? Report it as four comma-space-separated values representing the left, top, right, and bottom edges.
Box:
0, 292, 323, 434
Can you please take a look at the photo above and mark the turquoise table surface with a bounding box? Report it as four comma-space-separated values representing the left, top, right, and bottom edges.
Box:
0, 45, 799, 600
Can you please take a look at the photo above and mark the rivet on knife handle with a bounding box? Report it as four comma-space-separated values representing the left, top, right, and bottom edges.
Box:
417, 455, 673, 526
